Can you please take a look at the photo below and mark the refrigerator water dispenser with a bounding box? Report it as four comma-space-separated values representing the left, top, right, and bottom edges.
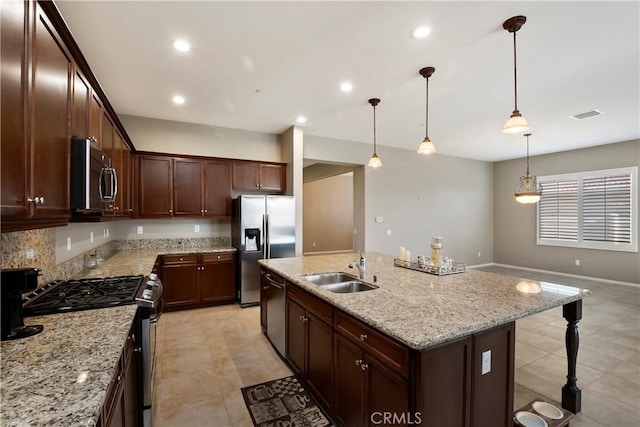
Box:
244, 228, 261, 252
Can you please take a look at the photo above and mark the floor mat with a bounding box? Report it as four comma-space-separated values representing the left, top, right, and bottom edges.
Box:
240, 375, 332, 427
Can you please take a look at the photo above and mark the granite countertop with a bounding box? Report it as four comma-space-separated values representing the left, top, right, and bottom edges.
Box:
77, 247, 236, 279
1, 246, 234, 426
259, 252, 590, 351
0, 305, 138, 427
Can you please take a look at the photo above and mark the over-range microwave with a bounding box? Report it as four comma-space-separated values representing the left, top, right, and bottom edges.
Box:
70, 137, 117, 213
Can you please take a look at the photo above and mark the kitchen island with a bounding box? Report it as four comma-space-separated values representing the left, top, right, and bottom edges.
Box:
259, 252, 590, 426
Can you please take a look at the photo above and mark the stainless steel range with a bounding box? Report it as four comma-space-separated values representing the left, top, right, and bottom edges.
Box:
23, 273, 163, 427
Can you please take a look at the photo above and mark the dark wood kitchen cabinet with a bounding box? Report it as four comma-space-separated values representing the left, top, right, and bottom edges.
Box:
159, 252, 236, 311
72, 67, 90, 138
232, 161, 286, 193
89, 93, 103, 148
333, 312, 410, 427
137, 155, 173, 217
1, 0, 72, 231
100, 325, 139, 427
136, 153, 233, 218
286, 286, 334, 411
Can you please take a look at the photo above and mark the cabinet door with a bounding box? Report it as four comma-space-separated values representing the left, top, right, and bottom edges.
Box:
123, 331, 139, 427
101, 114, 115, 213
138, 155, 173, 217
366, 354, 410, 426
232, 162, 259, 190
334, 333, 365, 427
199, 255, 236, 303
259, 164, 286, 192
72, 68, 89, 138
306, 311, 333, 411
31, 3, 72, 218
161, 263, 199, 309
112, 130, 124, 214
203, 160, 231, 216
286, 297, 306, 376
1, 0, 29, 218
260, 273, 269, 332
173, 158, 203, 216
89, 93, 102, 148
121, 146, 133, 215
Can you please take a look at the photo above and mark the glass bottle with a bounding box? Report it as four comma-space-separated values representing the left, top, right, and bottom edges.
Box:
430, 237, 443, 268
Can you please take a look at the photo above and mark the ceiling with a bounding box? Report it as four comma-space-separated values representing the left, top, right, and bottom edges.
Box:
56, 1, 639, 162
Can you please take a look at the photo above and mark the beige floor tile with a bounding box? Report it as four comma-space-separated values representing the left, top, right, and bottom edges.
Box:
586, 373, 639, 410
515, 342, 550, 369
552, 345, 625, 374
513, 384, 543, 410
566, 412, 605, 427
580, 387, 640, 427
610, 362, 640, 386
516, 330, 566, 353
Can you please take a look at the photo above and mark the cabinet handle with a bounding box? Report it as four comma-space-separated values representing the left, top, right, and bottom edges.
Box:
217, 256, 221, 259
179, 257, 183, 261
359, 333, 367, 341
263, 286, 269, 290
116, 374, 122, 382
114, 206, 120, 211
355, 359, 362, 367
27, 198, 36, 204
204, 209, 208, 213
299, 315, 304, 322
88, 136, 97, 143
201, 266, 205, 270
360, 362, 369, 371
201, 209, 204, 214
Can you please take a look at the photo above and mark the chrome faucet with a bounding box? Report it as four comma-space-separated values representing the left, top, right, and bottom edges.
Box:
348, 252, 366, 279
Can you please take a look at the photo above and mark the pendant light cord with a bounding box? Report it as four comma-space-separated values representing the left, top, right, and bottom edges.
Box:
373, 105, 377, 155
513, 31, 518, 112
425, 76, 429, 138
525, 134, 531, 176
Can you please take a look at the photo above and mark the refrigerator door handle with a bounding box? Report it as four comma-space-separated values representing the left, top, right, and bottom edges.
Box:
262, 213, 268, 259
265, 213, 270, 259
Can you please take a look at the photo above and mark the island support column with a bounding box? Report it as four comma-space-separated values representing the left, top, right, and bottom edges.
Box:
562, 300, 582, 413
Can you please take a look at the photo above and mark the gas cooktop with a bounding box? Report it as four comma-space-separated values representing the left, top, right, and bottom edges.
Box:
23, 275, 144, 317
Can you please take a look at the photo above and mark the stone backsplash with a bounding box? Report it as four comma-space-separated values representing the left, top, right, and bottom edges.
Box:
2, 230, 231, 285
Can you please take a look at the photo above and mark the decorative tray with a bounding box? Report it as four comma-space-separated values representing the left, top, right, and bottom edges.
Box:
393, 258, 467, 276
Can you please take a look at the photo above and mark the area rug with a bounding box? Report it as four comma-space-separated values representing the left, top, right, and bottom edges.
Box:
241, 375, 332, 427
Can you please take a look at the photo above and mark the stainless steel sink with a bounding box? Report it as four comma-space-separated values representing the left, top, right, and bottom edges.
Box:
319, 281, 378, 293
302, 272, 378, 293
302, 272, 358, 286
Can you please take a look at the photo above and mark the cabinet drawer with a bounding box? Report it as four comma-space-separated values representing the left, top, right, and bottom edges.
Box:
335, 311, 410, 378
288, 285, 333, 326
201, 252, 235, 263
162, 254, 198, 264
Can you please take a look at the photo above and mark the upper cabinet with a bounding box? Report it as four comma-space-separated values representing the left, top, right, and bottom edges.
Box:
1, 0, 72, 231
137, 153, 258, 219
232, 161, 286, 193
1, 0, 135, 232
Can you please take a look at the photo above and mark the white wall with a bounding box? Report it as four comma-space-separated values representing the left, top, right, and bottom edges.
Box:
113, 219, 231, 240
55, 222, 115, 263
120, 115, 281, 162
304, 135, 494, 265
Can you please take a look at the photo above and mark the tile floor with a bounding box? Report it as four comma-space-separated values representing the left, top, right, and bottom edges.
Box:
153, 266, 640, 427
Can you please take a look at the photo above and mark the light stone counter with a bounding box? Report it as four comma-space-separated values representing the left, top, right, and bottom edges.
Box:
259, 252, 590, 351
0, 246, 234, 426
0, 305, 138, 427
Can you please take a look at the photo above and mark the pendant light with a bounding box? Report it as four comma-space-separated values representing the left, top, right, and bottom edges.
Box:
502, 15, 530, 134
514, 133, 541, 204
417, 66, 436, 155
367, 98, 382, 168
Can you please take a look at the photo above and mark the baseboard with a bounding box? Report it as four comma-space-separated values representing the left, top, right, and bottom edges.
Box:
489, 263, 640, 287
467, 262, 495, 269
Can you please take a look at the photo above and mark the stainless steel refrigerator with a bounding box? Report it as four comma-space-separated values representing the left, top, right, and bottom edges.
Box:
232, 195, 295, 307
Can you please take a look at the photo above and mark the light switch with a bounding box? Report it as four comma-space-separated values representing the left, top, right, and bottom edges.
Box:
26, 249, 36, 259
66, 237, 71, 251
481, 350, 491, 375
386, 229, 392, 236
106, 229, 109, 238
194, 225, 200, 233
375, 216, 383, 223
137, 226, 143, 235
90, 232, 94, 243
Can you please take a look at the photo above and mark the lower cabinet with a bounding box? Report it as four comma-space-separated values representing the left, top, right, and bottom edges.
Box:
160, 252, 236, 311
281, 283, 515, 427
286, 286, 334, 411
99, 325, 138, 427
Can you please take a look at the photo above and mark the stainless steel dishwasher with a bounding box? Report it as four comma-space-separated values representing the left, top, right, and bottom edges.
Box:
262, 270, 287, 356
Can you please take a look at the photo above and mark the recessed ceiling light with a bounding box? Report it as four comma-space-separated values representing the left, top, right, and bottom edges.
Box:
173, 40, 190, 52
411, 26, 431, 39
340, 82, 353, 92
172, 95, 185, 105
296, 116, 306, 123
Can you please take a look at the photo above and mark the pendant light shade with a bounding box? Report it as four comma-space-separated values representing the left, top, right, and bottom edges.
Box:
367, 98, 383, 168
417, 67, 437, 155
503, 15, 530, 134
514, 133, 541, 204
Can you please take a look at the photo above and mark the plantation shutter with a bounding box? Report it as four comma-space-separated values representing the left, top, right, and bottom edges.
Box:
583, 173, 632, 243
538, 179, 579, 241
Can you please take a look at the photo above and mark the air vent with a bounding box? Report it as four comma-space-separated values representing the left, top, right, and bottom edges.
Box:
570, 110, 603, 120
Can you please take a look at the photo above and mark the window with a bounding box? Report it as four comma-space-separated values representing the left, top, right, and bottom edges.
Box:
537, 167, 637, 252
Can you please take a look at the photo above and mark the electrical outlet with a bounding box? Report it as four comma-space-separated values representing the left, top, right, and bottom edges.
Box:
386, 229, 392, 236
575, 259, 581, 266
194, 224, 200, 233
375, 216, 383, 223
477, 251, 481, 258
137, 226, 143, 235
481, 350, 491, 375
90, 232, 94, 243
312, 242, 316, 247
103, 229, 107, 238
66, 237, 71, 251
25, 249, 36, 259
106, 229, 109, 238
